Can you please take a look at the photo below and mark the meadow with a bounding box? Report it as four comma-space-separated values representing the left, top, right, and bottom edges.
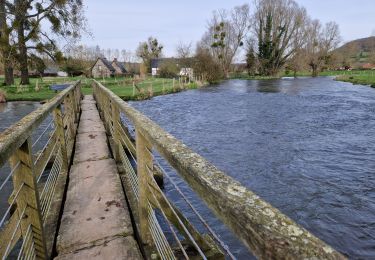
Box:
0, 76, 200, 101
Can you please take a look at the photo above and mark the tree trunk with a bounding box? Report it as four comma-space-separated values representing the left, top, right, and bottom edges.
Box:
4, 67, 14, 85
17, 28, 29, 85
0, 0, 14, 85
312, 65, 318, 77
15, 0, 29, 85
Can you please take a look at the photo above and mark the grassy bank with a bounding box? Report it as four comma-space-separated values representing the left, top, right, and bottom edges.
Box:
335, 72, 375, 87
0, 76, 92, 101
0, 76, 203, 102
94, 77, 202, 100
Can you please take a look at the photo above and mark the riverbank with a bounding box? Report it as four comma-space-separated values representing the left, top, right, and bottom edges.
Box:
95, 77, 203, 101
0, 76, 206, 102
231, 70, 375, 80
0, 77, 91, 101
335, 73, 375, 87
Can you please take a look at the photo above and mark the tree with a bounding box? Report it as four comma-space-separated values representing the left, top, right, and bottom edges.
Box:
0, 0, 14, 85
201, 4, 251, 78
29, 54, 46, 77
253, 0, 308, 76
245, 41, 257, 76
136, 36, 163, 72
61, 57, 85, 76
176, 41, 193, 69
159, 60, 179, 78
176, 41, 192, 59
193, 45, 223, 83
305, 20, 341, 76
9, 0, 87, 84
287, 49, 307, 77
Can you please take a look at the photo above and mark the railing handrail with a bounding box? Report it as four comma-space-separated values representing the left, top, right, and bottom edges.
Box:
0, 80, 82, 259
0, 81, 80, 167
93, 80, 345, 259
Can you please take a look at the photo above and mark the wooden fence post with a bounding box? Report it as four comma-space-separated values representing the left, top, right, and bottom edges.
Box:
133, 81, 136, 96
173, 78, 175, 91
149, 83, 153, 97
162, 80, 165, 94
136, 129, 153, 245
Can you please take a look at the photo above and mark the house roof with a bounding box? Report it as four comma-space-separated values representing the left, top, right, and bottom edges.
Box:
112, 59, 127, 73
151, 58, 194, 68
92, 57, 115, 72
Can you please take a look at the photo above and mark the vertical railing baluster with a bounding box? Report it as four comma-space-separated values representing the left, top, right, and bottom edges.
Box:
136, 129, 153, 245
8, 138, 47, 259
53, 104, 69, 172
71, 84, 79, 124
63, 94, 74, 155
112, 103, 121, 162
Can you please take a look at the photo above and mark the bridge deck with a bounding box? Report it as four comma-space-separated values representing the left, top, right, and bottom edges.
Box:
54, 95, 142, 259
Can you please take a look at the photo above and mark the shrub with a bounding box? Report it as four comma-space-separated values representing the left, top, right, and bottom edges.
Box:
193, 47, 223, 83
159, 60, 179, 78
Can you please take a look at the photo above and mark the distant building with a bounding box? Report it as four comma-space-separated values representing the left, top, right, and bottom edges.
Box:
361, 63, 375, 70
111, 58, 127, 75
91, 57, 115, 78
150, 58, 194, 78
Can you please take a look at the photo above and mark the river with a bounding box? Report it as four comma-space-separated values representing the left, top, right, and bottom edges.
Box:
1, 77, 374, 259
130, 77, 375, 259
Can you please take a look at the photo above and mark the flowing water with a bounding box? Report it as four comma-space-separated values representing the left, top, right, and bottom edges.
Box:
130, 77, 375, 259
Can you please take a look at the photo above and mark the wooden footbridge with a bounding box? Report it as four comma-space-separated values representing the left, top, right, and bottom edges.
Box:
0, 80, 345, 259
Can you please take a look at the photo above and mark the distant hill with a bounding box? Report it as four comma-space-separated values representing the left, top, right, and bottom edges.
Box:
333, 36, 375, 68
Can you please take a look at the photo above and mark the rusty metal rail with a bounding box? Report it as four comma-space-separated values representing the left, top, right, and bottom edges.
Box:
92, 80, 345, 259
0, 81, 81, 259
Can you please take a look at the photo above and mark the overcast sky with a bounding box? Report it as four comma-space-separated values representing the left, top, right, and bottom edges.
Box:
80, 0, 375, 58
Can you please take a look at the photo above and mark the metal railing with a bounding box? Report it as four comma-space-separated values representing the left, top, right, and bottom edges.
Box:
0, 81, 81, 259
92, 80, 346, 260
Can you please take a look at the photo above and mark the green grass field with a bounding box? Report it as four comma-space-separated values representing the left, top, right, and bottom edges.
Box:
335, 71, 375, 87
0, 76, 200, 101
0, 76, 91, 101
231, 70, 375, 87
94, 77, 199, 100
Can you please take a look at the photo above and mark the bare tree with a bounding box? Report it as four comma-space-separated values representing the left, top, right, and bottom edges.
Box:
201, 4, 251, 78
136, 36, 163, 72
253, 0, 308, 76
176, 41, 193, 59
113, 49, 120, 59
305, 20, 341, 76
